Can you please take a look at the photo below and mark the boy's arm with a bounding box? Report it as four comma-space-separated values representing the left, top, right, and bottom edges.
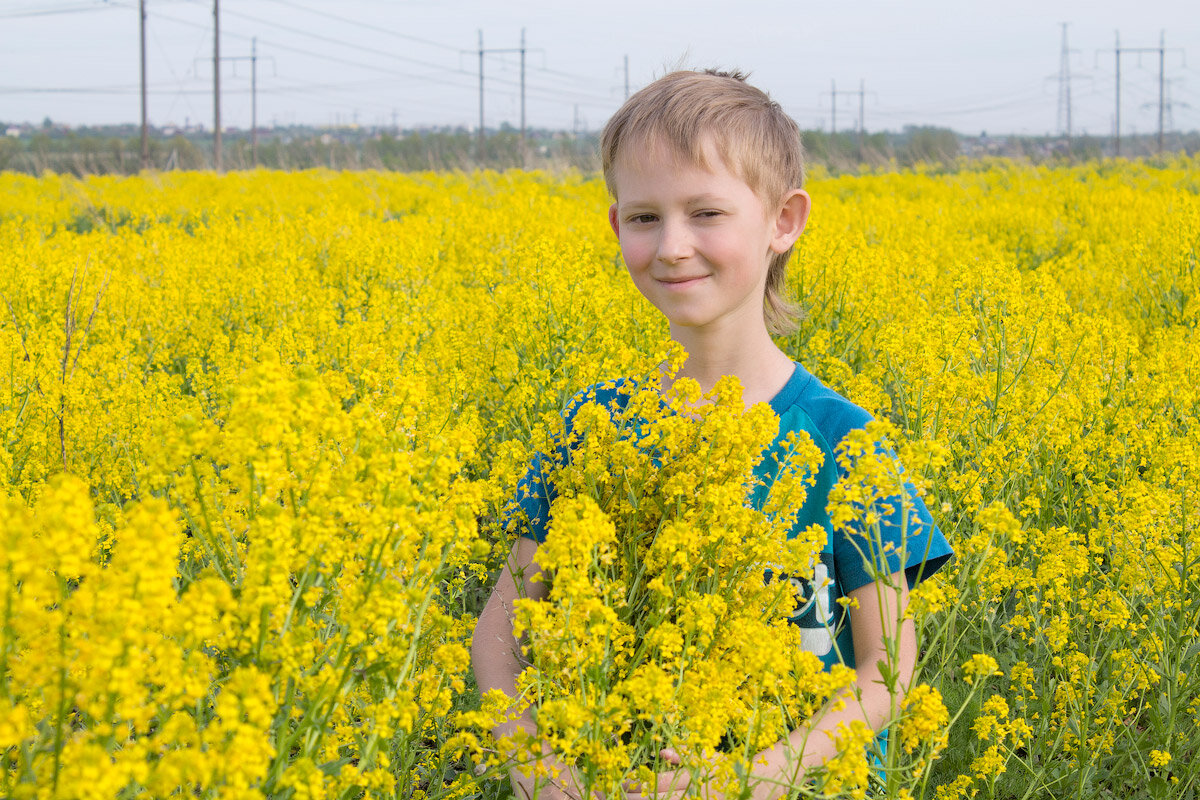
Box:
472, 536, 547, 741
634, 572, 915, 800
759, 572, 915, 788
472, 537, 588, 800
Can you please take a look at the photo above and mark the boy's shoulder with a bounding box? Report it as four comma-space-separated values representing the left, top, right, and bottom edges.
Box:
561, 365, 875, 441
559, 364, 878, 457
777, 361, 874, 456
563, 377, 636, 415
557, 377, 639, 435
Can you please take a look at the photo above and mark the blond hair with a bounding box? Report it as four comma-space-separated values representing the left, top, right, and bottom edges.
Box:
600, 69, 806, 335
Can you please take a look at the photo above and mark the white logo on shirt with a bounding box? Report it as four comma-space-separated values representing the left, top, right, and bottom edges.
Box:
789, 562, 834, 657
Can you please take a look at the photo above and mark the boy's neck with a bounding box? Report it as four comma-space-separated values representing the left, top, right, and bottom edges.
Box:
667, 322, 795, 409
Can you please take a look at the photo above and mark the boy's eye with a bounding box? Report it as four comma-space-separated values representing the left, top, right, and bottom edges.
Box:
628, 213, 657, 224
696, 210, 722, 218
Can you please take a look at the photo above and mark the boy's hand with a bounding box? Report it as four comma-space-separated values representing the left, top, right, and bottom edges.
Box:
624, 749, 720, 800
511, 761, 599, 800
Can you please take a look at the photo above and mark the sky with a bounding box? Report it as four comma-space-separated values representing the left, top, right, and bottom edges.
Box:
2, 0, 1199, 137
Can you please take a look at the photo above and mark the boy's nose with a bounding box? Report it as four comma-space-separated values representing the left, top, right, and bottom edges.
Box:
656, 220, 693, 264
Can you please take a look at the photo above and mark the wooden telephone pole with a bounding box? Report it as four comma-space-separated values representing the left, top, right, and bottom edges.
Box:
213, 0, 221, 172
139, 0, 148, 170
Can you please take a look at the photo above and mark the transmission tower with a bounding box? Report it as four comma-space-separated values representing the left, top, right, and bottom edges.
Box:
1056, 23, 1073, 142
214, 0, 220, 172
467, 30, 541, 166
1102, 31, 1184, 156
825, 80, 870, 160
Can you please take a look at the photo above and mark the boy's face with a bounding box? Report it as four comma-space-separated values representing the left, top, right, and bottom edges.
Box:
608, 136, 808, 337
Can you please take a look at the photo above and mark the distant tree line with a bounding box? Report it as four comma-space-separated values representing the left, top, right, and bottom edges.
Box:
2, 118, 1197, 176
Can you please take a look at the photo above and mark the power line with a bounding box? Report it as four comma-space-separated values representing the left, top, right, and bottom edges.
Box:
219, 6, 469, 78
151, 10, 479, 92
0, 1, 124, 19
871, 91, 1052, 120
260, 0, 603, 90
148, 4, 205, 126
173, 8, 618, 118
0, 0, 199, 18
226, 8, 616, 108
8, 2, 618, 131
223, 3, 606, 102
0, 78, 484, 115
150, 7, 607, 111
260, 0, 461, 54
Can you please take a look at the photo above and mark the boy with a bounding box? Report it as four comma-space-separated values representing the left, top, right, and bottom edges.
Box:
471, 69, 953, 799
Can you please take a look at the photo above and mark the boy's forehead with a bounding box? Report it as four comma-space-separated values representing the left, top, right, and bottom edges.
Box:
611, 132, 740, 192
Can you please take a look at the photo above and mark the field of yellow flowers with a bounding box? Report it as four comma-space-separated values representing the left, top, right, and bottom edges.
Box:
1, 157, 1198, 799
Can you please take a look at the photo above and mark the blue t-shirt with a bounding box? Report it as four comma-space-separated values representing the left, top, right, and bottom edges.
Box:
507, 361, 954, 671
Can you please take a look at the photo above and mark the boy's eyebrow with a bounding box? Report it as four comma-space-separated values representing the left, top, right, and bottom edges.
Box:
619, 192, 733, 208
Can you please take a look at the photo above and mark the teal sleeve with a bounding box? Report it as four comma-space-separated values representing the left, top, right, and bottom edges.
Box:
831, 459, 953, 594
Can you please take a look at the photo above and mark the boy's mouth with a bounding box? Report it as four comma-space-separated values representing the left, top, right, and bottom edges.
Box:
658, 275, 709, 289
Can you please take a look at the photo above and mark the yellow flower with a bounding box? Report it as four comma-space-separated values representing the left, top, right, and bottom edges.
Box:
899, 684, 950, 754
821, 720, 875, 797
961, 654, 1001, 685
970, 745, 1006, 779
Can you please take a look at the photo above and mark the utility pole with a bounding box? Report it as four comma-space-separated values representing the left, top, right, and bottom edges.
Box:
1057, 22, 1072, 146
139, 0, 148, 170
466, 31, 530, 167
520, 27, 525, 165
830, 79, 836, 135
206, 41, 271, 169
213, 0, 221, 172
859, 79, 865, 155
252, 37, 258, 166
203, 39, 271, 169
477, 30, 484, 161
1158, 30, 1165, 154
1115, 31, 1120, 156
624, 54, 630, 100
827, 81, 868, 156
1107, 31, 1175, 156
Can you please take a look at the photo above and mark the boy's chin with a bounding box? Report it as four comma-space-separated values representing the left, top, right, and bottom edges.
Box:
664, 315, 725, 335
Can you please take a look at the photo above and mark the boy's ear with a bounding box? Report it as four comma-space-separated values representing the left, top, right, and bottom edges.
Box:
608, 203, 620, 238
770, 189, 811, 254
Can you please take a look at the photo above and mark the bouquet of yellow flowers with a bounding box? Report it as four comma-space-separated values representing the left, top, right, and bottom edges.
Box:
481, 369, 860, 797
